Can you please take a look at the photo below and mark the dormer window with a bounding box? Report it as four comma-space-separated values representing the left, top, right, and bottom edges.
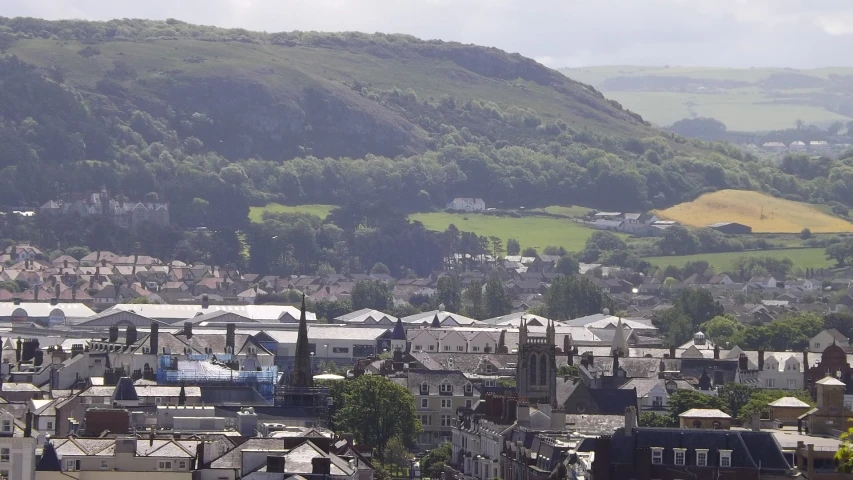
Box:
420, 383, 429, 395
719, 450, 732, 467
696, 449, 708, 466
464, 383, 473, 394
440, 382, 452, 394
651, 447, 663, 464
0, 420, 10, 433
673, 448, 685, 466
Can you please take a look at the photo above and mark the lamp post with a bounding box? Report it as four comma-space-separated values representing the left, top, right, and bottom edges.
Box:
310, 351, 315, 375
324, 344, 329, 372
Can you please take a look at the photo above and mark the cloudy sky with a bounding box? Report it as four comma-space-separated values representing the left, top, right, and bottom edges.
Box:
3, 0, 852, 68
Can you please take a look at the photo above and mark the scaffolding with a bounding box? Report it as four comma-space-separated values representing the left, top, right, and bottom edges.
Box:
156, 355, 278, 401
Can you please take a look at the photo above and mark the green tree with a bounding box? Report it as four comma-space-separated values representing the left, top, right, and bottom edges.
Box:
64, 245, 90, 260
506, 238, 520, 256
639, 412, 677, 428
0, 281, 20, 293
700, 315, 744, 347
668, 390, 726, 418
489, 236, 505, 261
801, 228, 812, 239
335, 375, 421, 451
659, 226, 698, 255
435, 275, 463, 313
351, 280, 392, 311
717, 384, 757, 419
521, 247, 537, 257
421, 442, 451, 479
543, 275, 613, 320
738, 389, 813, 423
555, 255, 579, 275
382, 435, 410, 474
653, 308, 693, 346
586, 230, 627, 252
463, 280, 485, 319
371, 262, 390, 275
827, 239, 853, 267
837, 427, 853, 473
825, 312, 853, 339
483, 278, 512, 318
672, 288, 724, 329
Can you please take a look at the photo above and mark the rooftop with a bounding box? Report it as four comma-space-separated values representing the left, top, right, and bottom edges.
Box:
679, 408, 731, 419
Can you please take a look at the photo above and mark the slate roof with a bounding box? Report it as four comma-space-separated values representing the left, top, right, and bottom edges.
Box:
607, 428, 790, 472
394, 370, 477, 396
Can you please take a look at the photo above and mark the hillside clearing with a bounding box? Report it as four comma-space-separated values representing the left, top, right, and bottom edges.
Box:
655, 190, 853, 233
249, 204, 334, 222
410, 212, 618, 252
643, 248, 831, 272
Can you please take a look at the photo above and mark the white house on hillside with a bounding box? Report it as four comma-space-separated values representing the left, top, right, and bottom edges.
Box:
447, 198, 486, 212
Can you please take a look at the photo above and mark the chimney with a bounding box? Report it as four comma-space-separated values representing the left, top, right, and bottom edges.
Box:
612, 350, 620, 376
713, 344, 720, 360
312, 457, 331, 475
195, 442, 206, 470
751, 411, 761, 432
550, 405, 566, 431
108, 325, 119, 343
758, 348, 765, 371
803, 347, 809, 370
12, 298, 20, 306
201, 294, 209, 309
50, 297, 58, 306
517, 402, 530, 427
34, 286, 39, 301
226, 323, 235, 353
624, 406, 637, 435
150, 323, 159, 355
669, 345, 676, 358
149, 428, 155, 446
126, 326, 137, 345
71, 344, 83, 358
738, 353, 748, 371
184, 322, 192, 339
24, 411, 32, 438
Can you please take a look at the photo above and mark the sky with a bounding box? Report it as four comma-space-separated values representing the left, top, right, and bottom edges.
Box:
3, 0, 853, 69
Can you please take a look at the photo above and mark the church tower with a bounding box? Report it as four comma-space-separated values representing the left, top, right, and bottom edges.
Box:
290, 295, 313, 388
516, 318, 558, 408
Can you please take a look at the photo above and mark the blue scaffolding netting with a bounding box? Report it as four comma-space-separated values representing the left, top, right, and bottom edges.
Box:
156, 355, 278, 400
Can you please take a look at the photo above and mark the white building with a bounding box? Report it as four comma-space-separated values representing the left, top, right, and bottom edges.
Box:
446, 198, 486, 212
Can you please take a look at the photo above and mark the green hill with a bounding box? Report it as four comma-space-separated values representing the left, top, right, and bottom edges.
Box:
0, 17, 849, 232
561, 65, 853, 132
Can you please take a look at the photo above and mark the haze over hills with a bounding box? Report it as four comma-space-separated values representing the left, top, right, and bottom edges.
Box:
562, 65, 853, 132
0, 16, 852, 232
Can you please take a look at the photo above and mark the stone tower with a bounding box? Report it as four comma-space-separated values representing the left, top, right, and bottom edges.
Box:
290, 295, 313, 388
516, 317, 558, 407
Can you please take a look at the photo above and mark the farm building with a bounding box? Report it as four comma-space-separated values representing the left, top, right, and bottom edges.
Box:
707, 222, 752, 234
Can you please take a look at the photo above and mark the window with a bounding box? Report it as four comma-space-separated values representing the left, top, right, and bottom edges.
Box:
484, 380, 496, 387
421, 399, 429, 408
100, 459, 109, 470
465, 384, 473, 394
673, 448, 685, 466
65, 459, 80, 471
158, 461, 173, 470
332, 347, 349, 354
178, 460, 187, 469
485, 364, 495, 374
815, 343, 820, 350
414, 345, 422, 351
444, 345, 450, 351
441, 415, 453, 427
455, 346, 463, 352
651, 448, 663, 464
421, 415, 431, 426
46, 421, 53, 430
0, 421, 9, 433
440, 383, 452, 394
720, 450, 732, 467
0, 448, 8, 463
465, 399, 472, 408
696, 450, 708, 467
420, 383, 429, 395
428, 345, 435, 351
0, 470, 7, 479
441, 399, 452, 409
473, 346, 480, 352
788, 379, 797, 389
652, 396, 663, 407
766, 378, 775, 388
155, 397, 163, 405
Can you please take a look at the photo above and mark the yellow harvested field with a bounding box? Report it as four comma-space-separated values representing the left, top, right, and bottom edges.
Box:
655, 190, 853, 233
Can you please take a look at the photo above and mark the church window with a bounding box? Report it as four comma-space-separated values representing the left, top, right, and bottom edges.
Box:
539, 353, 548, 385
529, 353, 538, 385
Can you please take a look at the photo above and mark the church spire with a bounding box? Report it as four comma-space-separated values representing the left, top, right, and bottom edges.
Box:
611, 317, 628, 357
290, 294, 313, 388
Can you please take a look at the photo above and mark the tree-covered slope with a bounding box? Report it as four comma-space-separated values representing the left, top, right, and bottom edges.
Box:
0, 17, 844, 229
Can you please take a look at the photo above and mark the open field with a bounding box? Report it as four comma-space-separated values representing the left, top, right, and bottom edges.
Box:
410, 212, 615, 251
536, 205, 597, 217
561, 66, 853, 131
249, 204, 334, 222
643, 248, 832, 271
655, 190, 853, 233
